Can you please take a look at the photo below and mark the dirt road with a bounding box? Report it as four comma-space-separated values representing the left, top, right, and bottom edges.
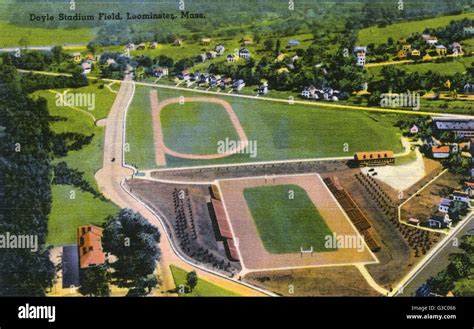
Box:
95, 77, 267, 296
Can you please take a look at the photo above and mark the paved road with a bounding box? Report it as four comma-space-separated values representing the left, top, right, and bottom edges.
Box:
94, 76, 268, 296
400, 215, 474, 296
391, 213, 474, 296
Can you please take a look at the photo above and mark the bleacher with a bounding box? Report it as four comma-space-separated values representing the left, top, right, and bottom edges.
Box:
210, 197, 240, 261
323, 177, 381, 252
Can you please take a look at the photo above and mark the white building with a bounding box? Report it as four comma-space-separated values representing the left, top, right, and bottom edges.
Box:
438, 198, 452, 213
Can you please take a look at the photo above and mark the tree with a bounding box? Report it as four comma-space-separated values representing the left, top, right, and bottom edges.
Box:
102, 209, 161, 296
0, 64, 56, 296
263, 39, 274, 52
448, 201, 469, 223
275, 39, 281, 54
78, 265, 110, 297
18, 36, 29, 49
186, 271, 198, 292
444, 153, 470, 174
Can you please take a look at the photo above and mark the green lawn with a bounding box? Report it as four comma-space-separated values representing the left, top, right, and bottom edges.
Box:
357, 12, 474, 45
170, 265, 240, 297
32, 83, 119, 246
126, 87, 404, 169
125, 86, 157, 170
0, 21, 95, 47
244, 184, 335, 254
367, 56, 474, 78
160, 101, 240, 155
47, 186, 117, 245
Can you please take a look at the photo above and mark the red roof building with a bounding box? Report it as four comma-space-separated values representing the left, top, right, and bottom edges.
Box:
77, 225, 106, 268
432, 146, 450, 158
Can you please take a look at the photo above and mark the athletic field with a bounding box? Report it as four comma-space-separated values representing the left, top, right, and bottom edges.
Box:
218, 174, 377, 271
125, 86, 404, 169
244, 184, 335, 254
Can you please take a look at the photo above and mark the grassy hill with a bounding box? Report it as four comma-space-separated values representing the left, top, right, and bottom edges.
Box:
31, 83, 119, 246
0, 21, 96, 47
357, 12, 474, 45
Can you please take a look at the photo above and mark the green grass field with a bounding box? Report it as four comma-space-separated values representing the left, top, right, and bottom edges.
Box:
125, 86, 157, 169
160, 101, 240, 155
0, 21, 95, 47
244, 184, 335, 254
367, 56, 474, 78
170, 265, 240, 297
33, 83, 119, 246
126, 87, 404, 169
357, 12, 474, 45
47, 186, 117, 245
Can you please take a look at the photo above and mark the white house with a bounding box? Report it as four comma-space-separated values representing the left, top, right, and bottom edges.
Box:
438, 198, 452, 213
125, 43, 136, 51
153, 66, 169, 77
288, 39, 301, 47
428, 214, 452, 229
410, 125, 419, 134
226, 54, 236, 63
451, 42, 463, 55
452, 191, 470, 205
301, 85, 318, 99
356, 51, 366, 66
238, 48, 251, 60
464, 182, 474, 197
233, 79, 245, 91
178, 70, 190, 80
426, 37, 438, 46
81, 62, 92, 74
464, 27, 474, 35
257, 84, 269, 95
215, 44, 225, 56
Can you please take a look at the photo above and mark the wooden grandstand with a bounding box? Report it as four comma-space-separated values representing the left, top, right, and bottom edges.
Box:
323, 177, 381, 252
208, 186, 240, 261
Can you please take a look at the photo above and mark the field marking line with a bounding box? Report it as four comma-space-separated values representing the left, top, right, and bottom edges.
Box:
216, 174, 379, 274
355, 264, 390, 296
47, 89, 97, 122
316, 174, 380, 265
241, 262, 379, 276
149, 89, 167, 166
145, 140, 417, 173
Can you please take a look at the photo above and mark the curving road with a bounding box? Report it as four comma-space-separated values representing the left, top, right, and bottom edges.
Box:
95, 76, 269, 296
